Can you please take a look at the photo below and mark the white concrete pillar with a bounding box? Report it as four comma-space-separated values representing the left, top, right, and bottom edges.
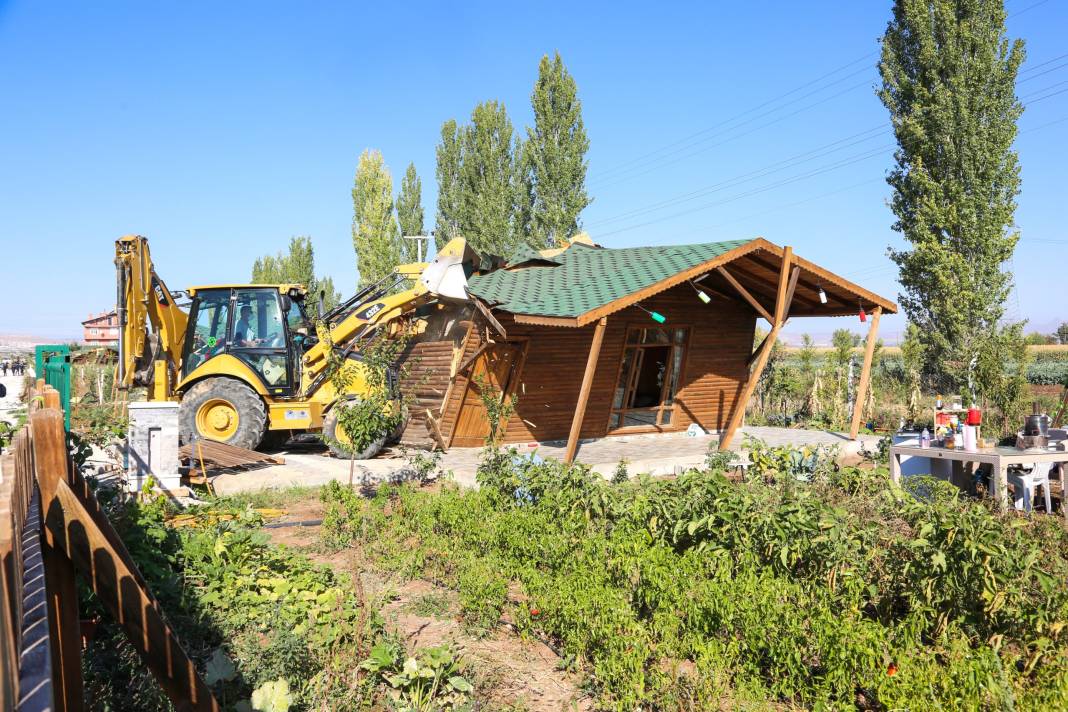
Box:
126, 401, 181, 492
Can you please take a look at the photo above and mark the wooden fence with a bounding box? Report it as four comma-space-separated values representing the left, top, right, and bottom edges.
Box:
0, 384, 218, 711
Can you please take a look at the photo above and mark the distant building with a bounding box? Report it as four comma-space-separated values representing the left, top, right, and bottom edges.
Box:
82, 311, 119, 344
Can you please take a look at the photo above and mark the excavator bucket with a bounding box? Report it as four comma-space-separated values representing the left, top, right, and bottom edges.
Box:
420, 237, 478, 300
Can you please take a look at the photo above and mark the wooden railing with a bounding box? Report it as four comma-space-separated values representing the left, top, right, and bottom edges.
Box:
0, 384, 219, 711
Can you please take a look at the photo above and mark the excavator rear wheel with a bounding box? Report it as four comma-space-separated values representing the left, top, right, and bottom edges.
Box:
180, 377, 267, 450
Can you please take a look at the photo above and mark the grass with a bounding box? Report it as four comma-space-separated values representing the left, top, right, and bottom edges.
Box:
407, 590, 454, 618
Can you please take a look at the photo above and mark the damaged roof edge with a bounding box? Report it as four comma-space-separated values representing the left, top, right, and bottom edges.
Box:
470, 237, 898, 327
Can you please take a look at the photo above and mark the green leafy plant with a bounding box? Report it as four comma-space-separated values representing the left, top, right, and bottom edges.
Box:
361, 641, 473, 711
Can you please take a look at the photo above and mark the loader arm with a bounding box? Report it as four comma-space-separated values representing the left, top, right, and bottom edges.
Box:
301, 236, 477, 394
115, 235, 189, 399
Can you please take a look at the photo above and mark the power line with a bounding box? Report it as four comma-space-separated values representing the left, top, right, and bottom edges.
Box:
586, 70, 1068, 236
591, 52, 878, 181
586, 126, 886, 228
592, 76, 875, 189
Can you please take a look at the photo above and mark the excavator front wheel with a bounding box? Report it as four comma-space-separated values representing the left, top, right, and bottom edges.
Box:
180, 377, 267, 450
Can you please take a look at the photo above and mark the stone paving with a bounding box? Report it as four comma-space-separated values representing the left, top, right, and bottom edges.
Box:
209, 425, 881, 495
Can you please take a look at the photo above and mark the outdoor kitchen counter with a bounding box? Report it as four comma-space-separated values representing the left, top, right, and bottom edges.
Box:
890, 442, 1068, 515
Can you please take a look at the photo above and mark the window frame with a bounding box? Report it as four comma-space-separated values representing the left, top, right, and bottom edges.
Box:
606, 324, 691, 434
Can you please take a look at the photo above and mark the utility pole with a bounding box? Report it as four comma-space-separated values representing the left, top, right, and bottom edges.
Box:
402, 234, 432, 263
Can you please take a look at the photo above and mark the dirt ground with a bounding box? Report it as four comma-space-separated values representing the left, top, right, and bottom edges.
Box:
262, 495, 593, 711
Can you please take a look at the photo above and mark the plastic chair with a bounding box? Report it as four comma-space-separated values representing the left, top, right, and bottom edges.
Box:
1008, 462, 1053, 513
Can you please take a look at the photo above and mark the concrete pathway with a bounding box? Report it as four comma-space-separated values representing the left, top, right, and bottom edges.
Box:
209, 426, 881, 495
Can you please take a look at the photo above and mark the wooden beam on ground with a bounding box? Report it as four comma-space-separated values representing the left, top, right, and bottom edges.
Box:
720, 247, 793, 451
849, 306, 883, 439
565, 318, 607, 464
715, 266, 774, 323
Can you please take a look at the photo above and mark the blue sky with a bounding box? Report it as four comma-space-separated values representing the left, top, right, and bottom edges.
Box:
2, 0, 1065, 342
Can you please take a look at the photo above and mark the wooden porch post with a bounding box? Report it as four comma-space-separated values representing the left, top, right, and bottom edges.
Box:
719, 248, 794, 451
849, 305, 882, 439
565, 317, 607, 464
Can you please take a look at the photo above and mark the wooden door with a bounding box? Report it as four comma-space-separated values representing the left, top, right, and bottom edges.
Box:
451, 342, 523, 447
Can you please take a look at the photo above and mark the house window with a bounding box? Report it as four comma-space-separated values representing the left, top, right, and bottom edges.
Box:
609, 326, 688, 430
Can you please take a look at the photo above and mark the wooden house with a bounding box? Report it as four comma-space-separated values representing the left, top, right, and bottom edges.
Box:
396, 235, 897, 459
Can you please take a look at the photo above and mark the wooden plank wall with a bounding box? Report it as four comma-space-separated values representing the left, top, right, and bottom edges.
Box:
395, 307, 474, 448
439, 282, 757, 446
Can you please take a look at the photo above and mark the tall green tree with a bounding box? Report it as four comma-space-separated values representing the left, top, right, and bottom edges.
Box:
526, 52, 591, 248
251, 236, 341, 315
352, 149, 401, 288
879, 0, 1025, 394
396, 162, 425, 261
434, 120, 464, 251
460, 100, 524, 256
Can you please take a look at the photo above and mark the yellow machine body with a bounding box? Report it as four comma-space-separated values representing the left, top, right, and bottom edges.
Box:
115, 234, 476, 450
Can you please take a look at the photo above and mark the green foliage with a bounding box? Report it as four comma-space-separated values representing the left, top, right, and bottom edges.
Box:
879, 0, 1025, 392
353, 149, 402, 287
1058, 322, 1068, 345
458, 560, 507, 637
526, 52, 590, 248
361, 641, 473, 711
70, 402, 127, 446
332, 333, 409, 457
251, 678, 293, 712
251, 236, 341, 315
321, 445, 1068, 709
458, 100, 528, 256
83, 493, 380, 711
703, 443, 735, 472
434, 119, 464, 250
396, 162, 424, 262
472, 372, 517, 449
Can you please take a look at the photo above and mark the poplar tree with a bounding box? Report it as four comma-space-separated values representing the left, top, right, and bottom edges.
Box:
434, 120, 464, 250
251, 236, 341, 314
879, 0, 1025, 395
396, 162, 424, 261
526, 52, 590, 248
352, 149, 401, 288
460, 101, 523, 256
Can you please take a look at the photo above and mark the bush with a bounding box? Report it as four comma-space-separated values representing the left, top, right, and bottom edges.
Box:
323, 450, 1068, 709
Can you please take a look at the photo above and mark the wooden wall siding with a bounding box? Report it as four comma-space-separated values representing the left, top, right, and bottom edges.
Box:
396, 340, 455, 446
395, 307, 474, 447
439, 282, 757, 447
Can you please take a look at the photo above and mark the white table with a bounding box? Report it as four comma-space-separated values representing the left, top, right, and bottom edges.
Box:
889, 443, 1068, 514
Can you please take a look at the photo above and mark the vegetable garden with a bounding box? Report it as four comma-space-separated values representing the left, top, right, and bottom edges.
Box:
90, 439, 1068, 711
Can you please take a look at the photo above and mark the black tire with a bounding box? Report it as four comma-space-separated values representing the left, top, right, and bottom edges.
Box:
180, 377, 267, 450
322, 399, 387, 460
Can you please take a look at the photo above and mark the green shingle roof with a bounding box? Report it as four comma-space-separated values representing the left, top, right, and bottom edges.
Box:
467, 239, 752, 319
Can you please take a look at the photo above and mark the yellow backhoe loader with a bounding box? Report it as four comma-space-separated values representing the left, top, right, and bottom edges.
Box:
115, 234, 476, 457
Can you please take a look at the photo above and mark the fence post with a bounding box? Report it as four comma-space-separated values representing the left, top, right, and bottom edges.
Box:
32, 409, 84, 712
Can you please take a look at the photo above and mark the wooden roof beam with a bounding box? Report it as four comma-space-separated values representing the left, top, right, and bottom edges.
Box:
715, 266, 774, 323
720, 247, 794, 451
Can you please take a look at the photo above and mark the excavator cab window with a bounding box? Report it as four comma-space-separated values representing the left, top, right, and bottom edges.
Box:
181, 289, 231, 378
230, 288, 292, 394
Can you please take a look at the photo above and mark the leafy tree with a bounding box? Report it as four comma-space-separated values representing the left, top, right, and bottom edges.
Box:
352, 149, 401, 288
251, 236, 341, 315
526, 52, 591, 248
1056, 322, 1068, 345
396, 162, 425, 261
434, 120, 464, 251
1024, 331, 1053, 346
460, 101, 526, 256
879, 0, 1025, 394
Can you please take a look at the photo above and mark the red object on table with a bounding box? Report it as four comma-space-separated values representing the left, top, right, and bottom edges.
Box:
966, 407, 982, 426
